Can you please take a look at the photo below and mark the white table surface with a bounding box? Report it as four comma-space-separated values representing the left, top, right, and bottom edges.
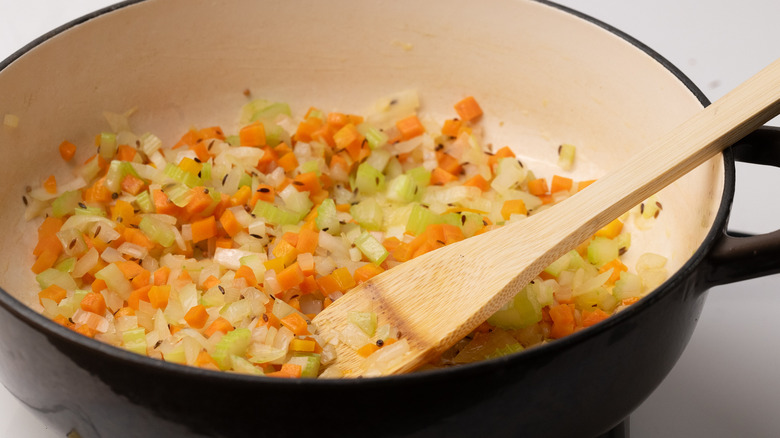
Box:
2, 1, 780, 437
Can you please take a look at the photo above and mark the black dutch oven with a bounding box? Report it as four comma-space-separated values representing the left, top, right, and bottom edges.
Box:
1, 0, 779, 437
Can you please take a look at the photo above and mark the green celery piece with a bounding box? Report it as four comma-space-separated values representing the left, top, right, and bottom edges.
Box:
36, 268, 77, 291
361, 125, 388, 150
348, 311, 378, 337
300, 160, 321, 176
200, 161, 212, 182
487, 287, 542, 329
288, 353, 321, 378
558, 144, 576, 171
405, 203, 442, 236
263, 122, 287, 147
164, 345, 187, 365
122, 327, 147, 355
74, 206, 107, 217
544, 252, 571, 277
354, 231, 389, 265
406, 166, 431, 188
350, 198, 384, 231
354, 162, 385, 195
164, 162, 200, 187
51, 190, 82, 218
163, 183, 193, 208
587, 237, 619, 268
485, 343, 525, 360
252, 102, 292, 123
231, 355, 264, 375
252, 201, 302, 226
134, 190, 155, 214
386, 174, 418, 203
315, 198, 341, 234
139, 215, 176, 247
212, 328, 252, 370
238, 172, 253, 189
57, 290, 88, 319
458, 211, 485, 237
99, 132, 117, 161
95, 263, 133, 298
55, 257, 76, 273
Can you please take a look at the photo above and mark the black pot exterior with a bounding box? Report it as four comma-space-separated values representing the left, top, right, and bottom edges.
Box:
0, 263, 710, 438
4, 2, 780, 438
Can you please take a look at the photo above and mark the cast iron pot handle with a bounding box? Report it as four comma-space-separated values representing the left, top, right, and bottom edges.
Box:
704, 126, 780, 287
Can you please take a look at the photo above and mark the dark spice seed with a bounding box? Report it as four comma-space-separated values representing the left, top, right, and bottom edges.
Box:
461, 215, 466, 225
517, 159, 524, 168
78, 202, 87, 209
111, 192, 118, 200
262, 314, 269, 322
94, 226, 102, 238
640, 203, 645, 214
619, 247, 627, 256
250, 234, 262, 239
436, 240, 445, 245
203, 188, 209, 194
483, 220, 488, 226
222, 174, 228, 185
208, 140, 215, 150
557, 145, 562, 155
322, 227, 329, 232
218, 285, 225, 294
654, 210, 660, 219
292, 181, 304, 186
22, 196, 27, 206
258, 187, 270, 193
194, 157, 201, 163
69, 239, 77, 249
376, 339, 384, 347
390, 98, 398, 105
656, 201, 663, 210
154, 340, 163, 349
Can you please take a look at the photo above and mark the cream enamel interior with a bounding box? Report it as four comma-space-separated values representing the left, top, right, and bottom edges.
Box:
0, 0, 723, 308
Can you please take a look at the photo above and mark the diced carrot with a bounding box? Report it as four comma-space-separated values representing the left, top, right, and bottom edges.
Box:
59, 140, 77, 161
463, 174, 490, 192
266, 363, 302, 379
277, 152, 299, 172
357, 343, 381, 357
527, 178, 549, 196
38, 284, 67, 305
292, 172, 323, 197
295, 116, 324, 143
297, 252, 316, 276
250, 185, 274, 208
500, 199, 527, 221
382, 236, 402, 253
43, 174, 58, 194
173, 129, 203, 149
80, 292, 107, 315
127, 285, 151, 310
353, 263, 385, 284
189, 141, 213, 163
621, 297, 641, 306
184, 304, 209, 329
280, 312, 309, 336
202, 275, 221, 289
114, 307, 135, 318
487, 146, 516, 170
549, 304, 576, 339
198, 126, 226, 141
272, 239, 298, 266
218, 209, 243, 237
191, 216, 218, 243
123, 227, 154, 249
204, 317, 234, 337
153, 266, 171, 286
396, 114, 426, 140
34, 216, 64, 257
240, 121, 266, 147
131, 268, 151, 289
430, 167, 458, 185
290, 338, 317, 353
152, 189, 180, 216
116, 144, 137, 162
195, 350, 220, 369
454, 96, 483, 122
595, 218, 624, 239
299, 275, 319, 294
74, 324, 97, 338
550, 175, 573, 193
333, 123, 363, 153
277, 262, 304, 291
581, 308, 610, 327
577, 179, 597, 191
599, 258, 628, 285
234, 265, 258, 288
441, 224, 465, 244
331, 267, 356, 291
282, 231, 299, 247
229, 185, 252, 207
91, 278, 108, 293
437, 152, 462, 176
441, 119, 463, 137
116, 260, 144, 280
296, 227, 319, 254
184, 187, 214, 218
31, 249, 59, 274
148, 285, 170, 309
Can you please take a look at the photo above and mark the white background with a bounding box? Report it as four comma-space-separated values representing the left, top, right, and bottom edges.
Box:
1, 1, 780, 437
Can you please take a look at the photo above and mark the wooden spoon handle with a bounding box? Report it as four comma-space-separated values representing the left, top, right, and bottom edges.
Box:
314, 58, 780, 377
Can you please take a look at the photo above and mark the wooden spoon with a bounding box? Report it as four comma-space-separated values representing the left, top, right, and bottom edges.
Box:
312, 58, 780, 377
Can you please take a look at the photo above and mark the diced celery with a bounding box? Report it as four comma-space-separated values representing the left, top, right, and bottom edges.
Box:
484, 343, 525, 360
225, 135, 240, 146
95, 263, 133, 298
36, 268, 77, 291
74, 205, 107, 217
300, 160, 321, 176
79, 156, 102, 182
616, 232, 631, 255
212, 328, 252, 370
122, 327, 147, 355
350, 198, 384, 231
386, 174, 418, 203
134, 190, 154, 213
558, 143, 576, 171
200, 161, 212, 182
51, 191, 82, 218
105, 160, 140, 193
354, 231, 388, 265
164, 163, 200, 187
99, 132, 117, 161
139, 215, 176, 247
487, 287, 542, 329
360, 125, 388, 150
458, 211, 485, 237
315, 198, 341, 234
164, 344, 187, 365
348, 311, 378, 336
384, 157, 404, 181
405, 203, 441, 236
544, 252, 571, 277
57, 289, 88, 318
238, 172, 252, 190
239, 254, 266, 281
231, 355, 264, 375
491, 157, 526, 193
354, 163, 385, 195
587, 237, 619, 268
138, 132, 162, 155
288, 353, 321, 378
252, 201, 302, 226
407, 166, 431, 188
55, 257, 76, 273
163, 183, 193, 207
279, 185, 313, 216
364, 148, 392, 173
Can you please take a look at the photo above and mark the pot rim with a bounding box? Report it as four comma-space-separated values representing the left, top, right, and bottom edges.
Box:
0, 0, 735, 387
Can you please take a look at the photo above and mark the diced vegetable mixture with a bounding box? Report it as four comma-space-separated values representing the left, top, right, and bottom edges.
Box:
26, 91, 667, 378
